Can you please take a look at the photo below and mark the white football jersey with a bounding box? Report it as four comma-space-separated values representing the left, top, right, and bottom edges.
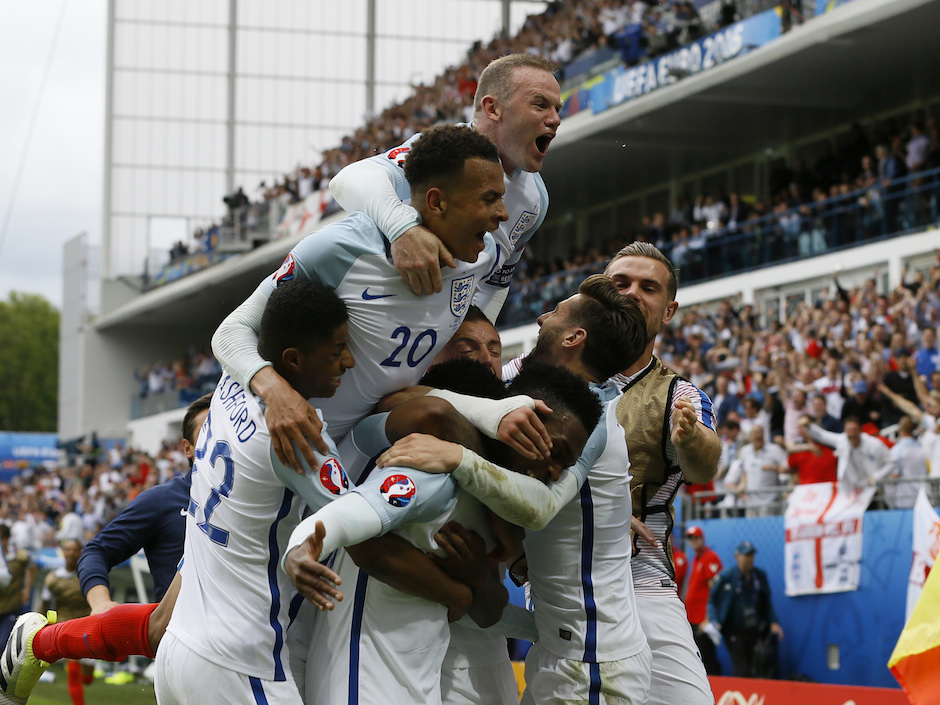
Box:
364, 125, 549, 313
304, 463, 494, 705
262, 213, 498, 442
523, 382, 647, 662
166, 375, 353, 682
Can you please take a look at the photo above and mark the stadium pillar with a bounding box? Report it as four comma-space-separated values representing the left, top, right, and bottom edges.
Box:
225, 0, 237, 196
366, 0, 376, 118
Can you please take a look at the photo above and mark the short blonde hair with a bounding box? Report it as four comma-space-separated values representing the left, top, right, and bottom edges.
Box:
473, 54, 556, 117
605, 242, 678, 301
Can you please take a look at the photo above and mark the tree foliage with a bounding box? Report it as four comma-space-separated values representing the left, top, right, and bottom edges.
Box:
0, 292, 59, 432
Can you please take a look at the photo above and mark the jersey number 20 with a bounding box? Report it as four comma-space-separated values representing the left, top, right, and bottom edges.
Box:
380, 326, 438, 368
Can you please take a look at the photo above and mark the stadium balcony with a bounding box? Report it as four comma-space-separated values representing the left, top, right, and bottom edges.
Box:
498, 168, 940, 328
63, 0, 940, 448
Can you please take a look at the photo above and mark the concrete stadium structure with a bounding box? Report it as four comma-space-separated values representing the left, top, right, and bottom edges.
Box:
60, 0, 940, 452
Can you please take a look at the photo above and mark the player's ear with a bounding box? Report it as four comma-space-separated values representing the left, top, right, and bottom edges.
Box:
663, 300, 679, 325
562, 327, 587, 349
426, 187, 446, 217
480, 94, 501, 122
281, 347, 303, 373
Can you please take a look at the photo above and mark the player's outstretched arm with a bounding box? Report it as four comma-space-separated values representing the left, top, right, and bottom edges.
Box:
425, 389, 552, 460
377, 436, 582, 531
283, 523, 343, 612
672, 396, 721, 484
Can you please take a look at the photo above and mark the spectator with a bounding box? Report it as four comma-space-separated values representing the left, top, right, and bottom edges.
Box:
707, 541, 784, 678
810, 393, 843, 433
841, 379, 881, 428
39, 539, 95, 705
684, 525, 723, 675
724, 426, 788, 516
813, 356, 847, 420
882, 349, 919, 427
887, 416, 928, 508
785, 415, 838, 485
802, 416, 894, 491
916, 327, 939, 385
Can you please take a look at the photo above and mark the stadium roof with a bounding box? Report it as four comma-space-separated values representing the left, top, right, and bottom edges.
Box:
92, 0, 938, 331
543, 0, 940, 216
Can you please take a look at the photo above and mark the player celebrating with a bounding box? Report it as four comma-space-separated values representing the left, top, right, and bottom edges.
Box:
154, 279, 355, 705
381, 274, 653, 704
211, 124, 551, 473
606, 242, 720, 705
285, 362, 602, 705
330, 53, 561, 310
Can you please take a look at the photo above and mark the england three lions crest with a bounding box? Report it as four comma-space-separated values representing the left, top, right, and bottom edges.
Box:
450, 275, 475, 317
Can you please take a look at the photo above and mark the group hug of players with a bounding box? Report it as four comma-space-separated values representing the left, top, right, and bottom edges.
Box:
0, 53, 721, 705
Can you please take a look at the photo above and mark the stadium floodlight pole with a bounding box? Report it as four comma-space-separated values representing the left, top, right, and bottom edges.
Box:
225, 0, 237, 196
366, 0, 376, 118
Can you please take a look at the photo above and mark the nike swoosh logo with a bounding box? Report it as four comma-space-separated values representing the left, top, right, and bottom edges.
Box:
180, 508, 188, 516
362, 289, 395, 300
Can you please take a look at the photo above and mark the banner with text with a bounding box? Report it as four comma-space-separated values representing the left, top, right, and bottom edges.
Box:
585, 9, 782, 117
709, 675, 907, 705
784, 482, 875, 596
906, 488, 940, 621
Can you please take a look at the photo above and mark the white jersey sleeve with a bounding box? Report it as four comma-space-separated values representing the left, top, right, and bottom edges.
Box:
328, 134, 421, 242
284, 466, 459, 561
211, 283, 273, 391
331, 125, 549, 320
450, 415, 605, 530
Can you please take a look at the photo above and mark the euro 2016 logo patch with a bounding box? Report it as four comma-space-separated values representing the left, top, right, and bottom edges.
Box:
273, 253, 296, 285
319, 457, 349, 496
450, 276, 474, 317
380, 474, 417, 508
386, 146, 410, 168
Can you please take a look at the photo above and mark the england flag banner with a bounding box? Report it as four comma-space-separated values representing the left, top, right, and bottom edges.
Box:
784, 482, 875, 596
906, 488, 940, 621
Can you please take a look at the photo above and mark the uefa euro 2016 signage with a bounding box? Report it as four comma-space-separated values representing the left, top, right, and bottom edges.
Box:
560, 9, 783, 119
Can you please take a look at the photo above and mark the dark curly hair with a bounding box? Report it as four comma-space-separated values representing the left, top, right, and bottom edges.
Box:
403, 125, 500, 196
258, 279, 347, 362
420, 358, 507, 400
508, 361, 602, 436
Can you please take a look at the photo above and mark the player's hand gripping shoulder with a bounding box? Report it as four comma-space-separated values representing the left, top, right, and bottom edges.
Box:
392, 225, 456, 296
376, 433, 464, 473
283, 521, 343, 611
253, 367, 329, 472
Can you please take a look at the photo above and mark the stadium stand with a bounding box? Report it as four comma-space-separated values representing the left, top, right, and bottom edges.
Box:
144, 0, 808, 291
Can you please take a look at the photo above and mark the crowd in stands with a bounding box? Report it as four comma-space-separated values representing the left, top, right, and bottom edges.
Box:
154, 0, 794, 285
0, 438, 191, 554
499, 112, 940, 326
134, 349, 220, 400
670, 263, 940, 515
